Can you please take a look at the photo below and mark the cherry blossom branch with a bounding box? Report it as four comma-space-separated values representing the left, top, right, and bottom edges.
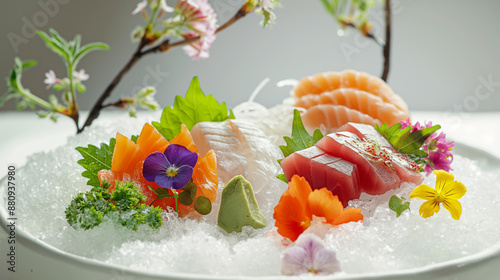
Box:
78, 5, 249, 134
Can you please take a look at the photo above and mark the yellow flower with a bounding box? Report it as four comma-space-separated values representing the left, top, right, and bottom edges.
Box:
410, 170, 467, 220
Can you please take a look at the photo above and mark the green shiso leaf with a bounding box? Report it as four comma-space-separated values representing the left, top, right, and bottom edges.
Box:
276, 109, 324, 182
389, 195, 410, 217
152, 76, 234, 140
375, 122, 441, 163
397, 125, 441, 154
279, 109, 324, 159
276, 174, 288, 183
75, 138, 116, 187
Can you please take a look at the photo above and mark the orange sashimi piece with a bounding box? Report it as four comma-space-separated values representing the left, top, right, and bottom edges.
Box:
293, 70, 409, 112
170, 124, 199, 154
98, 122, 218, 218
192, 149, 218, 202
301, 104, 381, 135
136, 123, 169, 156
111, 133, 145, 174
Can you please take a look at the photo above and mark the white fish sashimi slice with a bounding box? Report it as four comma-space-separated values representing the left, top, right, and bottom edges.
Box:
191, 121, 248, 185
227, 119, 282, 192
191, 120, 284, 219
191, 120, 282, 187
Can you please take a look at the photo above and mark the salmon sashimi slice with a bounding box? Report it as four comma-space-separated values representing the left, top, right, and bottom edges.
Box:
301, 104, 381, 135
293, 69, 409, 112
295, 88, 410, 126
169, 124, 199, 154
99, 123, 218, 217
315, 131, 401, 195
136, 123, 169, 157
111, 133, 145, 174
336, 122, 424, 185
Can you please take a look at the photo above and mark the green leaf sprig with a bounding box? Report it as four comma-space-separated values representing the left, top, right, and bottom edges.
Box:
389, 195, 410, 217
277, 109, 324, 182
2, 28, 108, 125
279, 109, 324, 160
76, 138, 116, 188
375, 122, 441, 165
153, 77, 235, 140
65, 180, 163, 231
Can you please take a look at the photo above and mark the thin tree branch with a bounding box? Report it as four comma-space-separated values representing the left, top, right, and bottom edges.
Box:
342, 22, 383, 47
381, 0, 391, 82
78, 41, 146, 133
78, 5, 249, 133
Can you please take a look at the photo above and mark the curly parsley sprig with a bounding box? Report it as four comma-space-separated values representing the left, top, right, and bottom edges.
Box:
65, 180, 163, 231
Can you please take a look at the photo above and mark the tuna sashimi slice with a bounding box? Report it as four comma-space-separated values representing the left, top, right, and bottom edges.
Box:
281, 146, 325, 183
280, 146, 360, 207
315, 131, 401, 195
310, 153, 360, 207
337, 122, 424, 185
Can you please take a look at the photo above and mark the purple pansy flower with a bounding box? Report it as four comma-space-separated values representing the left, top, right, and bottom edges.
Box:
143, 144, 198, 190
281, 234, 341, 276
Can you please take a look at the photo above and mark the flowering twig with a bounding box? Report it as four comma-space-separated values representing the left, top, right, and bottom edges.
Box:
79, 5, 250, 134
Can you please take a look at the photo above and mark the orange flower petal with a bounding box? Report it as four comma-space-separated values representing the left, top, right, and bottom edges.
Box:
273, 194, 310, 242
332, 208, 363, 226
308, 188, 343, 223
287, 175, 312, 213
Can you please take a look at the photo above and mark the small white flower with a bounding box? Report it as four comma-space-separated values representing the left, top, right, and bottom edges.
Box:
44, 70, 58, 89
261, 0, 274, 10
160, 0, 174, 13
132, 0, 148, 15
73, 69, 89, 82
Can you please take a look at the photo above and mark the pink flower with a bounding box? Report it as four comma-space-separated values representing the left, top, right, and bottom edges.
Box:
423, 132, 454, 175
176, 0, 217, 59
400, 118, 427, 132
182, 31, 215, 60
281, 234, 341, 276
44, 70, 60, 89
399, 119, 454, 175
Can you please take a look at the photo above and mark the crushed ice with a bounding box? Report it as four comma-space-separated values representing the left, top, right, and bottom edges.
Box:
4, 104, 500, 277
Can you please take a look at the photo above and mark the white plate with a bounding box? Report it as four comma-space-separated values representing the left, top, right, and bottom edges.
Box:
1, 142, 500, 280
